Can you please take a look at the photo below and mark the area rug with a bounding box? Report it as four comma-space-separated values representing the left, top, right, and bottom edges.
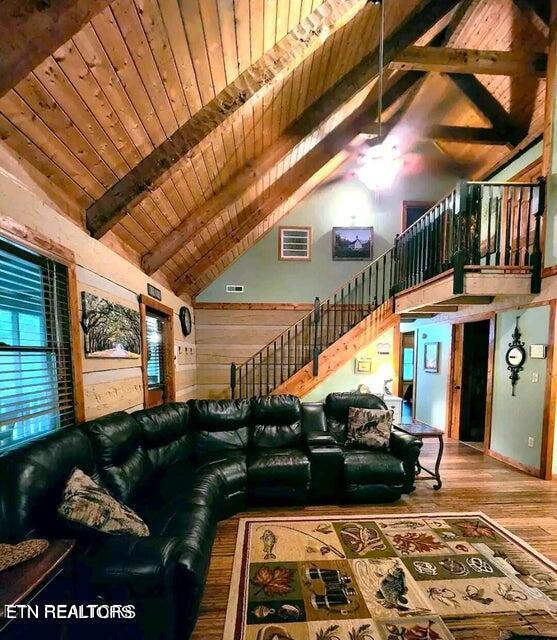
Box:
223, 512, 557, 640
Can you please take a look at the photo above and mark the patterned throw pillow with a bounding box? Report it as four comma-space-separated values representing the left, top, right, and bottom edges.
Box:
58, 468, 149, 537
346, 407, 393, 450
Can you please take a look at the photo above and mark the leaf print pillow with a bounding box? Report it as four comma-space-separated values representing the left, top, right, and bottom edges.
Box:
346, 407, 392, 450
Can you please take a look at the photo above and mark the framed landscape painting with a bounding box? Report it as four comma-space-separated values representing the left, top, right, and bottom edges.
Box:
332, 226, 373, 261
81, 292, 141, 359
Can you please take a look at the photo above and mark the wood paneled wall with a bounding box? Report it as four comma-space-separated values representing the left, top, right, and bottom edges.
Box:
0, 143, 197, 420
194, 303, 312, 399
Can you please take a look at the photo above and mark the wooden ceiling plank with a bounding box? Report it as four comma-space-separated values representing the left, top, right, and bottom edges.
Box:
198, 0, 228, 95
445, 72, 527, 146
0, 0, 113, 99
392, 46, 547, 77
85, 0, 369, 238
72, 23, 155, 160
157, 0, 203, 115
88, 10, 166, 150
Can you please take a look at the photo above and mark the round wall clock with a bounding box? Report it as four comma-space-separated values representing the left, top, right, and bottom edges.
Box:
506, 318, 525, 396
179, 306, 192, 337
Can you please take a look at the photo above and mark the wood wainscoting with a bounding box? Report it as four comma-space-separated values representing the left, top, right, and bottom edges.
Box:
194, 303, 313, 399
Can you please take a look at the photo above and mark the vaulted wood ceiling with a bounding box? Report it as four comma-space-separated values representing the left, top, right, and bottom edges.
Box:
0, 0, 549, 298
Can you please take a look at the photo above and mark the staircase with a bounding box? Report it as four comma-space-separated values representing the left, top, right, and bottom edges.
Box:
230, 177, 545, 399
230, 249, 397, 398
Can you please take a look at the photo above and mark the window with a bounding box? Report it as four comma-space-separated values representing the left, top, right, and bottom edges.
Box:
0, 237, 75, 453
279, 226, 311, 260
146, 312, 165, 389
402, 346, 415, 382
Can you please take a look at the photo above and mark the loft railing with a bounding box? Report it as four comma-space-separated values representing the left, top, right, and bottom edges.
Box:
230, 177, 545, 399
230, 248, 394, 398
392, 178, 545, 296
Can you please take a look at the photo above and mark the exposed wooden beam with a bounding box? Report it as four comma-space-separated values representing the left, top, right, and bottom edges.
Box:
88, 0, 461, 239
0, 1, 113, 98
360, 121, 513, 145
85, 0, 366, 238
445, 73, 527, 147
143, 70, 426, 276
392, 46, 547, 77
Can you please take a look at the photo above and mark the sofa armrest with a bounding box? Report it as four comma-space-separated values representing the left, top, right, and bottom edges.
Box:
390, 430, 422, 493
305, 432, 337, 448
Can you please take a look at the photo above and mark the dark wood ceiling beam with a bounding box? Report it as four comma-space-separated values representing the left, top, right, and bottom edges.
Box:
143, 71, 425, 276
427, 125, 514, 144
445, 73, 527, 147
392, 46, 547, 77
87, 0, 461, 239
84, 0, 365, 239
0, 0, 113, 98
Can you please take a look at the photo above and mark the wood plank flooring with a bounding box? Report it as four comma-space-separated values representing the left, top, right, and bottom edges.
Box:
192, 440, 557, 639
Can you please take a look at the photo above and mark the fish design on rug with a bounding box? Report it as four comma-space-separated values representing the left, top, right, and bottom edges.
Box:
252, 605, 275, 619
376, 567, 409, 611
261, 529, 278, 560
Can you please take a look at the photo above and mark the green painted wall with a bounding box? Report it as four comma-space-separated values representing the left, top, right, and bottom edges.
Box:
491, 306, 550, 471
302, 327, 395, 402
197, 147, 460, 303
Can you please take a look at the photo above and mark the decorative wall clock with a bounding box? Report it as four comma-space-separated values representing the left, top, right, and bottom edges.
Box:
505, 317, 526, 396
179, 306, 192, 337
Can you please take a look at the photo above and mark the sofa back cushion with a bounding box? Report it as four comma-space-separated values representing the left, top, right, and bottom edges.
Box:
132, 403, 192, 473
189, 399, 251, 458
0, 428, 95, 541
82, 412, 151, 504
324, 392, 387, 444
250, 395, 302, 449
301, 402, 327, 434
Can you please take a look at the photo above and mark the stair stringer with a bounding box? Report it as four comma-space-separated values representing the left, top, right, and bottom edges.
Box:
272, 301, 397, 398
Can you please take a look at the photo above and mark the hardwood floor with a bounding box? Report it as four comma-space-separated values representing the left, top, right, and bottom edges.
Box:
192, 440, 557, 639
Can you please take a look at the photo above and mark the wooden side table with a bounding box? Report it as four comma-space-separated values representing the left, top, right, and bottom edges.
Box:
0, 540, 75, 639
395, 422, 444, 490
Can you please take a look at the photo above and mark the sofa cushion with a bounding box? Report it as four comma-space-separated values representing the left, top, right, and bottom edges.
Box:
343, 450, 405, 486
346, 407, 392, 450
189, 399, 250, 458
250, 395, 302, 449
132, 403, 192, 472
58, 468, 149, 537
247, 449, 310, 487
0, 428, 95, 540
195, 451, 247, 497
82, 412, 151, 504
324, 392, 387, 444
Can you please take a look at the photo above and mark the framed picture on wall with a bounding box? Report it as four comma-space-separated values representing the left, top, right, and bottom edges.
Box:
401, 201, 434, 232
332, 226, 373, 261
355, 357, 373, 373
424, 342, 439, 373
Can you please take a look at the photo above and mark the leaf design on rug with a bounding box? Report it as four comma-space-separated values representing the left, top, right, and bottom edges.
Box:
315, 625, 341, 640
251, 566, 294, 596
391, 532, 445, 555
453, 520, 496, 539
348, 623, 376, 640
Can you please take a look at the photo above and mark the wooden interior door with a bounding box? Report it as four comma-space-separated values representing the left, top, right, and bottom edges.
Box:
448, 323, 464, 439
140, 295, 175, 409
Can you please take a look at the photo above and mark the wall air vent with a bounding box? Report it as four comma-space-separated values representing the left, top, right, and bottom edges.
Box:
225, 284, 244, 293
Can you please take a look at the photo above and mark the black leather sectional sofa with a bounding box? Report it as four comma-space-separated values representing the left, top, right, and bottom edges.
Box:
0, 393, 421, 639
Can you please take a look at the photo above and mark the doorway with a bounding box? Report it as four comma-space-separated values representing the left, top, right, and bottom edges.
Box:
140, 295, 175, 408
399, 330, 416, 422
450, 319, 493, 449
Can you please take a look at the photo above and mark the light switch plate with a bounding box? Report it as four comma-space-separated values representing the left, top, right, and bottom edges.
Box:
532, 372, 539, 383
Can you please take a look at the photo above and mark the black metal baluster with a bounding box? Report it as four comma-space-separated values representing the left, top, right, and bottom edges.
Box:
524, 185, 533, 265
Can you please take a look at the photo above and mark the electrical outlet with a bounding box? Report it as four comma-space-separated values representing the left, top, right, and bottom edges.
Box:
532, 372, 539, 383
528, 436, 535, 448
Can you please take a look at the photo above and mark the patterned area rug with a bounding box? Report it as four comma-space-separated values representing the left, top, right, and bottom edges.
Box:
223, 512, 557, 640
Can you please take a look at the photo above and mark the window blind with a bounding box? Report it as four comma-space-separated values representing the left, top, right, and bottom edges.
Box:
0, 238, 75, 453
146, 313, 165, 389
279, 227, 311, 260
